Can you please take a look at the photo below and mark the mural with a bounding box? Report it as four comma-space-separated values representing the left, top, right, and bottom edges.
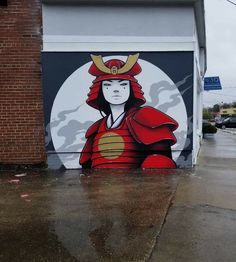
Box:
80, 53, 178, 168
42, 52, 193, 169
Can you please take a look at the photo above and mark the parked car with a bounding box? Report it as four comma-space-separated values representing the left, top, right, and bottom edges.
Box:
215, 117, 225, 124
215, 117, 236, 129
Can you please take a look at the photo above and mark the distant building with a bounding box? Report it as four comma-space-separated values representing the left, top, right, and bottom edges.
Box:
220, 108, 236, 116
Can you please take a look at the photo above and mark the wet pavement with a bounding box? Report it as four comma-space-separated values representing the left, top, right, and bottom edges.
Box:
150, 130, 236, 262
0, 169, 186, 262
0, 130, 236, 262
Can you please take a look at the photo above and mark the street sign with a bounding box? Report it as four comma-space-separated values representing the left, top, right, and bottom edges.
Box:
204, 76, 222, 91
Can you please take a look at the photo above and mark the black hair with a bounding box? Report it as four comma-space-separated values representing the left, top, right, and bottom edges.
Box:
97, 81, 137, 116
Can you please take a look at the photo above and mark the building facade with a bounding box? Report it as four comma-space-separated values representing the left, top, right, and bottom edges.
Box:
220, 108, 236, 116
0, 0, 207, 169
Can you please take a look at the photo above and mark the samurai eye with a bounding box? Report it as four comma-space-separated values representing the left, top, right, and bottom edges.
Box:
103, 83, 111, 87
120, 83, 128, 86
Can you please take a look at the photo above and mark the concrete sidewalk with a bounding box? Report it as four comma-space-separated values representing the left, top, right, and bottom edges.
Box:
150, 130, 236, 262
0, 130, 235, 261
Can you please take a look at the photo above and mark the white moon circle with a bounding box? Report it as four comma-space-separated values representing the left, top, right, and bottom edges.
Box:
50, 56, 187, 169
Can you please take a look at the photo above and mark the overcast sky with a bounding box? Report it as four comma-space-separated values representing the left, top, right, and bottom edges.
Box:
204, 0, 236, 107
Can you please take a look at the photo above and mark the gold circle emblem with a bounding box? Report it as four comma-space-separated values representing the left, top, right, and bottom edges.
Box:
111, 66, 118, 75
98, 132, 124, 159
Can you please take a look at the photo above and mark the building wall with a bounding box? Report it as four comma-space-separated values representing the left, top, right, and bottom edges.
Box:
192, 22, 204, 165
0, 0, 46, 165
43, 5, 195, 52
0, 1, 205, 168
43, 5, 194, 38
220, 108, 236, 116
42, 4, 201, 169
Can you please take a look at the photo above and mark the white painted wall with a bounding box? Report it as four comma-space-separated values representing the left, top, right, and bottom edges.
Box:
43, 5, 194, 37
192, 22, 204, 165
42, 5, 196, 51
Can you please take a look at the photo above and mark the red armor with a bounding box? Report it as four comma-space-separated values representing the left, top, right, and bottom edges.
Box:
80, 106, 178, 169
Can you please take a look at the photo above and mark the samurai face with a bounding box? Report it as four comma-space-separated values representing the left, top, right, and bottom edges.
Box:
102, 79, 130, 105
87, 54, 146, 110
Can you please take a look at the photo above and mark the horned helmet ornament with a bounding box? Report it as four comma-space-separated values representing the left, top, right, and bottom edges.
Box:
91, 53, 140, 75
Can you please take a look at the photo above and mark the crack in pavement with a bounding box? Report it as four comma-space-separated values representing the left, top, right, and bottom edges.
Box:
144, 177, 181, 262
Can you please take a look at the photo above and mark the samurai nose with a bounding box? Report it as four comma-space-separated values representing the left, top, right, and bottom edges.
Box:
114, 90, 119, 93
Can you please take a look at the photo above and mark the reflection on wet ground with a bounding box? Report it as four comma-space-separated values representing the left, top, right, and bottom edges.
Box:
0, 169, 187, 262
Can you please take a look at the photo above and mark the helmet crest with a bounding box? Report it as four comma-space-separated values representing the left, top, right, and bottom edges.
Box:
91, 53, 139, 75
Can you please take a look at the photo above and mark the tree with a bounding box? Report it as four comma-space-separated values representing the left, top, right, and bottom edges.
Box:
232, 101, 236, 108
203, 108, 212, 120
212, 104, 220, 112
222, 103, 231, 109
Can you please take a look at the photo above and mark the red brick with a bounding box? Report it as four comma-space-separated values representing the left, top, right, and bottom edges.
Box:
0, 0, 45, 166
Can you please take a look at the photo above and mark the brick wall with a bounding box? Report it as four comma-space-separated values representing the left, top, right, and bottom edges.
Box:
0, 0, 46, 166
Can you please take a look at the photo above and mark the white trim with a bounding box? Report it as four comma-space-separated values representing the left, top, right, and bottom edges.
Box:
192, 52, 197, 166
43, 35, 195, 52
43, 35, 195, 43
43, 42, 195, 52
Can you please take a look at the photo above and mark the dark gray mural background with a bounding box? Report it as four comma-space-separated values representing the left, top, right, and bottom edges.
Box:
42, 51, 193, 169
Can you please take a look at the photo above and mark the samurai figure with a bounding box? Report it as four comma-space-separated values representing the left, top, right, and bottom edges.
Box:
79, 53, 179, 168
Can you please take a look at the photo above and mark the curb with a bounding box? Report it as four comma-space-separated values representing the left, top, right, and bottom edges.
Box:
220, 129, 236, 135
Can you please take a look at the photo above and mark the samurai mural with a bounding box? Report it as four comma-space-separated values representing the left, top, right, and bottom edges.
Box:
80, 54, 179, 168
